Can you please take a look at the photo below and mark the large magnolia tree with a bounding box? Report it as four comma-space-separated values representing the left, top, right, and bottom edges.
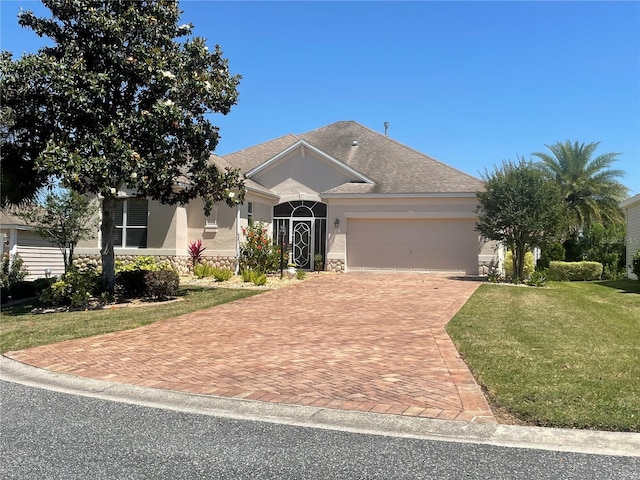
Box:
1, 0, 245, 291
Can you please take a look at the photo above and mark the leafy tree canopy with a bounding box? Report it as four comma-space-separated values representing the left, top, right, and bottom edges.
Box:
533, 141, 628, 233
476, 159, 564, 281
1, 0, 245, 290
18, 190, 100, 274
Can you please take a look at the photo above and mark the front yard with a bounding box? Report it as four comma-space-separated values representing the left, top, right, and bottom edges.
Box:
447, 280, 640, 432
0, 286, 261, 353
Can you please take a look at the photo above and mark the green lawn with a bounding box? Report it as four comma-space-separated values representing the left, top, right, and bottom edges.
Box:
0, 286, 261, 353
447, 280, 640, 432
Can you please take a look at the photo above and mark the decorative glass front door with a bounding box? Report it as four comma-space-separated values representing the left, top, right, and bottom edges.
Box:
273, 201, 327, 271
292, 220, 312, 269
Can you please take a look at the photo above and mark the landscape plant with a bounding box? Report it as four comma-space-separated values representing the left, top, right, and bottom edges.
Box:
476, 159, 564, 282
547, 261, 603, 281
212, 267, 233, 282
630, 250, 640, 280
1, 0, 245, 292
503, 250, 535, 280
17, 190, 99, 273
533, 141, 628, 236
39, 267, 101, 309
0, 253, 28, 289
187, 239, 206, 269
239, 222, 282, 274
193, 262, 214, 279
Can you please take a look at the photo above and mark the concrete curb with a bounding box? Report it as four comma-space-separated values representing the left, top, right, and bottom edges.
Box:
1, 355, 638, 457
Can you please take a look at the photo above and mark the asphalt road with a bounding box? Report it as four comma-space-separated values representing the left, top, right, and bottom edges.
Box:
1, 381, 638, 479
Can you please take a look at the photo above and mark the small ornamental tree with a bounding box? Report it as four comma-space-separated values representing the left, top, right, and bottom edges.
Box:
1, 1, 245, 292
476, 159, 564, 282
18, 190, 99, 274
239, 222, 283, 274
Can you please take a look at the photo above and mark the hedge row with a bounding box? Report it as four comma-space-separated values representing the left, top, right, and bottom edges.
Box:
548, 261, 603, 281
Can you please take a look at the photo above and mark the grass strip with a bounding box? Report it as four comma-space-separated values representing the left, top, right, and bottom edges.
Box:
447, 280, 640, 432
0, 286, 261, 353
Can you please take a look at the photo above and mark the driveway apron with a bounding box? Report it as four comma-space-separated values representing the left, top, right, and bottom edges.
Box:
6, 274, 495, 423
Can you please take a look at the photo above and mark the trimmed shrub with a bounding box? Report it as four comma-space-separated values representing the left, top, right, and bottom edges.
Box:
116, 269, 147, 297
296, 269, 307, 280
212, 267, 233, 282
537, 242, 565, 269
1, 287, 9, 304
115, 256, 170, 273
0, 253, 28, 288
9, 281, 37, 300
548, 261, 603, 281
33, 277, 56, 293
504, 250, 536, 279
39, 268, 100, 308
144, 270, 179, 300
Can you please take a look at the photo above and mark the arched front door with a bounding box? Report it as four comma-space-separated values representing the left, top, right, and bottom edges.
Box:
273, 201, 327, 270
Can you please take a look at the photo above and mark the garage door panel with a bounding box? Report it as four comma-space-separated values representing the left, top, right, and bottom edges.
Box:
347, 218, 477, 273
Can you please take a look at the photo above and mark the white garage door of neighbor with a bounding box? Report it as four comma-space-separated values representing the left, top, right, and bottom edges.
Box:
346, 218, 478, 273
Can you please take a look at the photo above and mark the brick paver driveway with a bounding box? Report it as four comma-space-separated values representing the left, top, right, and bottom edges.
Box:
6, 273, 495, 423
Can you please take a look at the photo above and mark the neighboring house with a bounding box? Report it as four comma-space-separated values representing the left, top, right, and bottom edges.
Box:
0, 209, 65, 280
621, 193, 640, 280
75, 121, 501, 274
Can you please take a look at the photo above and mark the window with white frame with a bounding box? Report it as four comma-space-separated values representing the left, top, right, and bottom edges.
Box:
248, 202, 254, 225
114, 198, 148, 248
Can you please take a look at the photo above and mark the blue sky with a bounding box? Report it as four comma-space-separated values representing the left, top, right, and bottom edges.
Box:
2, 1, 639, 196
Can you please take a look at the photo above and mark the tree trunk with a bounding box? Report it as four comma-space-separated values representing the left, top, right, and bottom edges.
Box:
66, 242, 74, 273
515, 243, 526, 281
101, 196, 116, 293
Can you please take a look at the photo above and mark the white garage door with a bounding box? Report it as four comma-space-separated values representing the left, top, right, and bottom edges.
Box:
346, 218, 478, 274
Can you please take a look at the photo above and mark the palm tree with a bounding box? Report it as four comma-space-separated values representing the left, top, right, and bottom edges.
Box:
533, 141, 628, 234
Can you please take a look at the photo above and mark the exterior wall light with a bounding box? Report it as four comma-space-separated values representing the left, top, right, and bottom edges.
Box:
334, 218, 340, 229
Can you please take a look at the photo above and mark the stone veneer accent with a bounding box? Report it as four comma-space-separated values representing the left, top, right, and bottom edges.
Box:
73, 254, 236, 275
327, 259, 345, 273
478, 259, 501, 276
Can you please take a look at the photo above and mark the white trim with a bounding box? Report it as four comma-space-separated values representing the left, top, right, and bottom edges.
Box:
322, 192, 478, 199
278, 192, 323, 203
245, 184, 280, 200
344, 211, 477, 220
246, 139, 375, 184
620, 193, 640, 209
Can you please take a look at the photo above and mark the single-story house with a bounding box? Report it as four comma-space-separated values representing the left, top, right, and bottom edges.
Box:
0, 209, 65, 280
75, 121, 501, 274
621, 193, 640, 280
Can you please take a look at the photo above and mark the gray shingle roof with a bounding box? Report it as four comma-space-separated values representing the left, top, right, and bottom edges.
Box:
222, 121, 483, 195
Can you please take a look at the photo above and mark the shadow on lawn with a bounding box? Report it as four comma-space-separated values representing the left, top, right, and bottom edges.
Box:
595, 279, 640, 294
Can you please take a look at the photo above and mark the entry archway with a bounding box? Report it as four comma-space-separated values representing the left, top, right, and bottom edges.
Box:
273, 201, 327, 270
